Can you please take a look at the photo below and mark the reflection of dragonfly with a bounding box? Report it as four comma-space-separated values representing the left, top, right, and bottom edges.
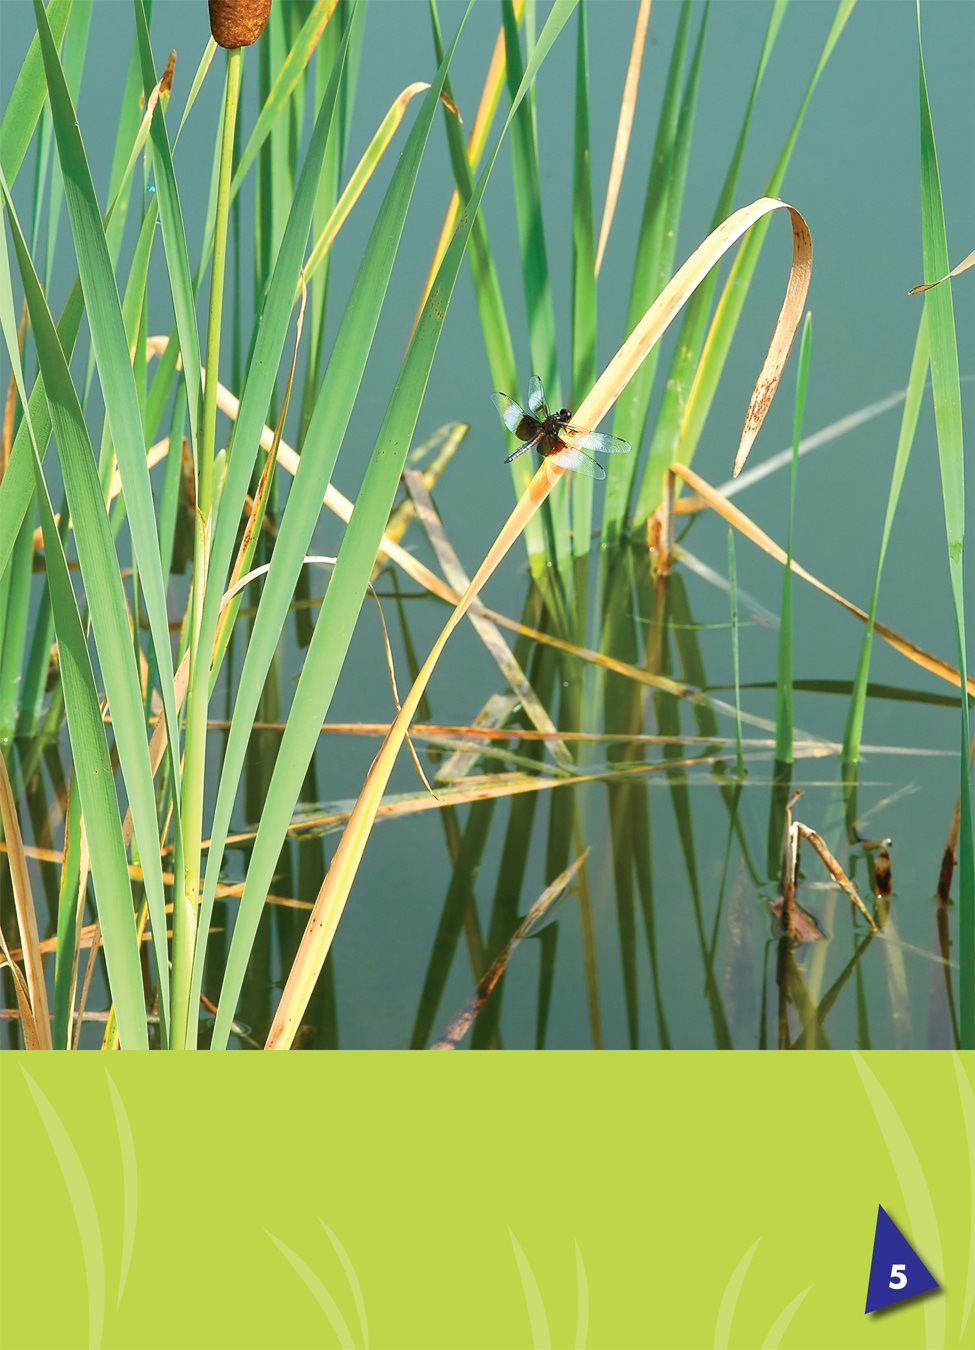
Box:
492, 375, 631, 480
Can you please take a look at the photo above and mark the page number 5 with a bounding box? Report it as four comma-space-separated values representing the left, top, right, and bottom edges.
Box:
889, 1264, 908, 1290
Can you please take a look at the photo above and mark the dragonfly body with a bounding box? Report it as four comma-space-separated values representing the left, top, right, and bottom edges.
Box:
492, 375, 630, 480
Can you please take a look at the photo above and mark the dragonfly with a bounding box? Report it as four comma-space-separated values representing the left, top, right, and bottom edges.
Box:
492, 375, 630, 480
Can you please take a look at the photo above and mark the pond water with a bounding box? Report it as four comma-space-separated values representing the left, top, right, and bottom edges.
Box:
1, 0, 972, 1048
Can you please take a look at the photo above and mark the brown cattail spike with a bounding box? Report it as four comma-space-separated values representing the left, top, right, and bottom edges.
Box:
208, 0, 271, 49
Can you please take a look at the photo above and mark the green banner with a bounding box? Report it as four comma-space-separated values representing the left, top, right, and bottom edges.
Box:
0, 1051, 971, 1348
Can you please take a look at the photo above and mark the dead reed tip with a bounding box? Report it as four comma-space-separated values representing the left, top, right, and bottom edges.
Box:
208, 0, 271, 49
161, 51, 176, 95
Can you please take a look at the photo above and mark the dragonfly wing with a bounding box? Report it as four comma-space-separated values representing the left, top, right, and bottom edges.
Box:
527, 374, 549, 418
492, 391, 527, 433
564, 426, 632, 455
493, 391, 540, 442
546, 444, 606, 480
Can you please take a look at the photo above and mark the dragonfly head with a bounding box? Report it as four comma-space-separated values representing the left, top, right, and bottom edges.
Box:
557, 407, 572, 422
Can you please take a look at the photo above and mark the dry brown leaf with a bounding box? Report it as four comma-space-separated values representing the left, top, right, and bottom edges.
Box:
908, 247, 975, 295
403, 468, 571, 767
795, 822, 878, 932
217, 755, 723, 851
431, 851, 589, 1049
0, 919, 41, 1048
0, 749, 51, 1046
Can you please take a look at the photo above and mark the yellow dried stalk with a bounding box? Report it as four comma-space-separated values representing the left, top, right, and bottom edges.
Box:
0, 749, 51, 1046
218, 754, 722, 852
595, 0, 652, 275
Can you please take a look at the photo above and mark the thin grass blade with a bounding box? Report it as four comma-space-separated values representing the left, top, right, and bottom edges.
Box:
673, 461, 975, 698
774, 312, 812, 764
570, 1, 596, 555
232, 0, 340, 197
916, 0, 972, 1045
842, 313, 929, 768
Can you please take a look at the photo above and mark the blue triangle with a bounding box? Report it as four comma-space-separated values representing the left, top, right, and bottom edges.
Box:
865, 1205, 940, 1313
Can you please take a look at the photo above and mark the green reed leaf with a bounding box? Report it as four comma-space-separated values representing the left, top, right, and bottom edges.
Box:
0, 0, 73, 182
570, 1, 596, 556
33, 0, 181, 795
635, 0, 789, 524
774, 312, 812, 764
842, 313, 929, 770
916, 0, 972, 1047
646, 0, 855, 524
1, 176, 166, 1039
0, 216, 147, 1049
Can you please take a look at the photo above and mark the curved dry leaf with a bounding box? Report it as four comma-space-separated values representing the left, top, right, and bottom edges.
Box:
577, 197, 811, 452
908, 247, 975, 295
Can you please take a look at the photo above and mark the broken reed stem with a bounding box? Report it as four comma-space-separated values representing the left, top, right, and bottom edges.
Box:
658, 467, 675, 575
431, 851, 588, 1048
780, 789, 802, 941
937, 724, 975, 903
794, 822, 878, 933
